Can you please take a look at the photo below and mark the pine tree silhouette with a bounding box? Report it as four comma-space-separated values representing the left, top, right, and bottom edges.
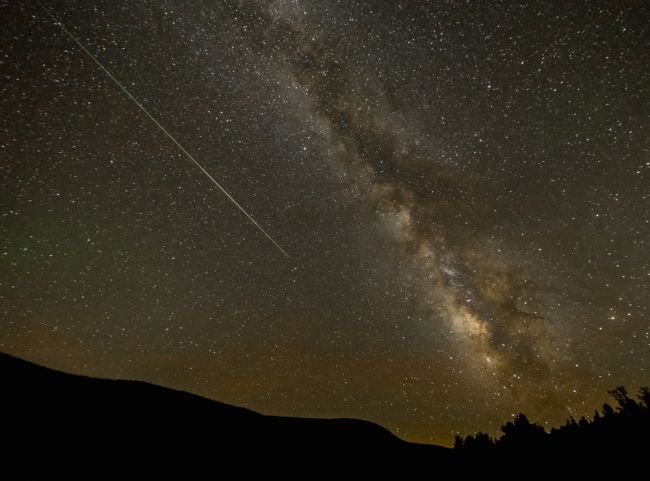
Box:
455, 386, 650, 457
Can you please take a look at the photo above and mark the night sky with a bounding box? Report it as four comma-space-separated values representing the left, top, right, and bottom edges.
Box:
1, 0, 649, 445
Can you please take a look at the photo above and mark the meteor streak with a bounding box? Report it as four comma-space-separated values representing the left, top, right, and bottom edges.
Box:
35, 0, 289, 258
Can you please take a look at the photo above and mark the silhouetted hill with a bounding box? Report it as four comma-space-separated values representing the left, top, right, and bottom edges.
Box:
0, 352, 446, 468
6, 351, 646, 473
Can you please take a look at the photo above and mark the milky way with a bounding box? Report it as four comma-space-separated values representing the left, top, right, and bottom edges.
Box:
1, 0, 648, 444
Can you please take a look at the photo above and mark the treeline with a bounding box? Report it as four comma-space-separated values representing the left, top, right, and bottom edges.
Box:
454, 386, 650, 454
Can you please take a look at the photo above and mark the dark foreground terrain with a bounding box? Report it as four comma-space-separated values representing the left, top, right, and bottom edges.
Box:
2, 352, 647, 472
0, 352, 445, 468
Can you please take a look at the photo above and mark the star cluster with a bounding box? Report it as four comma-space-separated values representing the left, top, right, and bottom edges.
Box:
1, 0, 648, 445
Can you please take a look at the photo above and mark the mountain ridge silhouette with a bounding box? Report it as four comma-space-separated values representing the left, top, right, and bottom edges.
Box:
4, 351, 647, 473
0, 351, 446, 466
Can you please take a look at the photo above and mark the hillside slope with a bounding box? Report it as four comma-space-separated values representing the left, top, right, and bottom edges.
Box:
0, 352, 446, 464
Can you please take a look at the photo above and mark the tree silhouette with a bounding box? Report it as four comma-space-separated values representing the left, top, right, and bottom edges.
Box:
498, 413, 545, 450
609, 386, 639, 413
455, 385, 650, 456
602, 402, 615, 418
639, 387, 650, 408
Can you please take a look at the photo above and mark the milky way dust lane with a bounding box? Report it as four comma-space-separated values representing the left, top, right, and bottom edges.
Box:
35, 0, 290, 258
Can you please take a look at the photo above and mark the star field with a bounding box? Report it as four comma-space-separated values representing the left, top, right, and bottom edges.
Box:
1, 0, 649, 445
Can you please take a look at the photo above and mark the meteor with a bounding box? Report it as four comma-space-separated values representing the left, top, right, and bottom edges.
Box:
35, 0, 289, 258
